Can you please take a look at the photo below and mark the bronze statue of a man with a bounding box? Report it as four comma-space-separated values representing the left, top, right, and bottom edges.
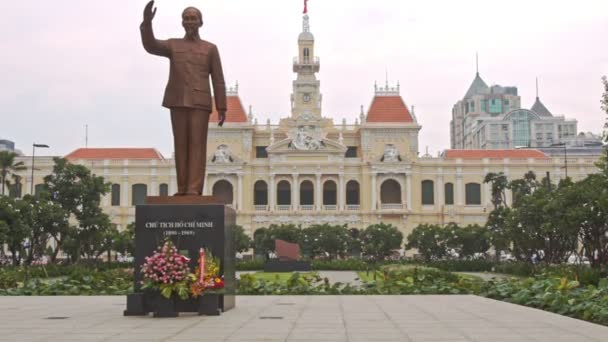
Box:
140, 0, 226, 196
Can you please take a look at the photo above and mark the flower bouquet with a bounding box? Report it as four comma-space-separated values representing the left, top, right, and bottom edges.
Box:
141, 241, 191, 300
189, 248, 225, 297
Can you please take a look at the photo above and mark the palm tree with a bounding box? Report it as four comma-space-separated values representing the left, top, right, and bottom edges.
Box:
0, 151, 26, 196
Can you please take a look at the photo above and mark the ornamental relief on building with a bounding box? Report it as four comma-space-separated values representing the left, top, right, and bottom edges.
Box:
211, 144, 234, 164
290, 126, 325, 150
381, 144, 401, 162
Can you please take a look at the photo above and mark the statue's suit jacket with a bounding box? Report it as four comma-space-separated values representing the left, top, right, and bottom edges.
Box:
140, 22, 227, 112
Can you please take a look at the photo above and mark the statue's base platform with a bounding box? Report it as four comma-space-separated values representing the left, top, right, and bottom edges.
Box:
124, 196, 235, 317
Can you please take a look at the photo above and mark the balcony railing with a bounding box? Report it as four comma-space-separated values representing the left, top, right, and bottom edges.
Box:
300, 205, 314, 211
254, 205, 268, 211
277, 205, 292, 212
346, 205, 360, 211
323, 205, 337, 211
381, 203, 404, 210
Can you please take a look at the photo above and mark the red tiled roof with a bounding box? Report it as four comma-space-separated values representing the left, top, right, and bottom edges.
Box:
209, 96, 248, 123
443, 149, 549, 159
65, 148, 164, 160
366, 96, 414, 123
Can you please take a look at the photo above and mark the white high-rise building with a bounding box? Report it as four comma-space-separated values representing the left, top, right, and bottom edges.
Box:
450, 72, 585, 150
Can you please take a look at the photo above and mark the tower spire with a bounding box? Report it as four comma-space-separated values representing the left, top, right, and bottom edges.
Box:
475, 52, 479, 75
536, 77, 539, 99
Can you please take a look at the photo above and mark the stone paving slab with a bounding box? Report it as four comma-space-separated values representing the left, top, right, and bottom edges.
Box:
0, 295, 606, 341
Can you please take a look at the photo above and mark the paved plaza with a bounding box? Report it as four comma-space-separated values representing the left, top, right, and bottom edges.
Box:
0, 295, 607, 341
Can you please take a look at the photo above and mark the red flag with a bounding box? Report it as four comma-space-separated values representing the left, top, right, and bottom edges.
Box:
303, 0, 308, 14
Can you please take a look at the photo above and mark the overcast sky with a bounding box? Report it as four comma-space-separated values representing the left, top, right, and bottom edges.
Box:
2, 0, 607, 157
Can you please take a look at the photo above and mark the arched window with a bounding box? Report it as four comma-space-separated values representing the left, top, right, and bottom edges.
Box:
299, 180, 314, 205
323, 180, 337, 205
465, 183, 481, 205
9, 183, 22, 199
254, 180, 268, 205
444, 183, 454, 205
34, 184, 47, 196
380, 179, 401, 204
346, 180, 360, 205
212, 180, 233, 205
303, 48, 310, 63
159, 183, 168, 197
277, 180, 291, 205
421, 180, 434, 205
111, 184, 121, 206
132, 184, 147, 206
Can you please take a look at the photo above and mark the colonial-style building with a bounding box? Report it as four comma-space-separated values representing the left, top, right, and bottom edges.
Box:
13, 11, 603, 240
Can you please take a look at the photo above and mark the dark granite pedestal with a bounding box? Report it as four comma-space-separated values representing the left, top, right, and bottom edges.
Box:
124, 196, 235, 317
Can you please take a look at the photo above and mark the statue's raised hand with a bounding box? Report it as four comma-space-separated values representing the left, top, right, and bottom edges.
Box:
143, 0, 157, 23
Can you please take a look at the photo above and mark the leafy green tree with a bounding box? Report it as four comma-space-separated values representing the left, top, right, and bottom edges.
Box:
303, 224, 351, 259
485, 206, 512, 258
43, 158, 111, 262
347, 228, 362, 257
0, 196, 29, 265
484, 172, 508, 209
449, 224, 491, 259
253, 224, 303, 259
508, 171, 539, 207
361, 223, 403, 261
0, 151, 26, 196
232, 224, 252, 254
113, 222, 135, 259
253, 227, 268, 258
406, 224, 449, 261
17, 195, 69, 265
566, 170, 608, 266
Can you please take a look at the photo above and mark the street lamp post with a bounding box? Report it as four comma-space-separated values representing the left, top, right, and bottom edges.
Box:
31, 143, 50, 195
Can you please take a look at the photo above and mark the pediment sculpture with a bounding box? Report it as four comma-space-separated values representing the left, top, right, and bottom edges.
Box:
212, 144, 233, 163
289, 126, 325, 151
381, 144, 401, 162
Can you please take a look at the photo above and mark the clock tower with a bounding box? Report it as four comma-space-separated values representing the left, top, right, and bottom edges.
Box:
291, 9, 322, 118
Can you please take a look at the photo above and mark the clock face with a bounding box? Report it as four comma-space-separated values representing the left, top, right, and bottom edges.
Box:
303, 94, 311, 103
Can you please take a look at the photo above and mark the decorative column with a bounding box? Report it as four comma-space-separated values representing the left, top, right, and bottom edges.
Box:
437, 173, 444, 208
169, 165, 177, 195
371, 172, 377, 211
150, 160, 158, 196
269, 174, 276, 211
315, 173, 322, 211
405, 172, 412, 210
237, 173, 243, 211
483, 167, 491, 207
456, 173, 463, 206
338, 174, 345, 210
202, 172, 209, 195
25, 175, 33, 196
122, 160, 130, 206
121, 175, 129, 207
292, 173, 299, 211
150, 177, 158, 196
